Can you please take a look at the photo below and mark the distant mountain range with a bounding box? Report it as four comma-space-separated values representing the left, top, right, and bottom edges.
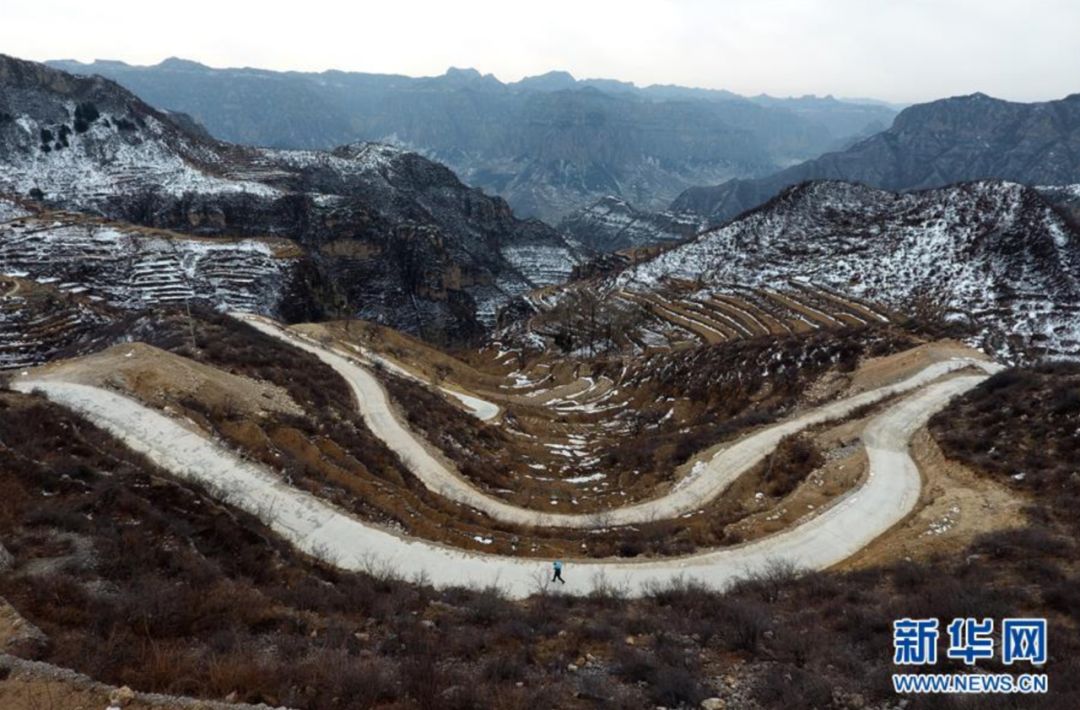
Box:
0, 54, 583, 343
7, 53, 1080, 360
672, 92, 1080, 223
45, 58, 898, 220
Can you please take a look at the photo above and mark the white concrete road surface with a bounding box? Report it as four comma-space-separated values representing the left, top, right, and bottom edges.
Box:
306, 322, 501, 422
234, 312, 998, 529
14, 363, 989, 598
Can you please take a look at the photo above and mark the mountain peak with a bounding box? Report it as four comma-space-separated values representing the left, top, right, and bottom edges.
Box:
0, 55, 585, 342
673, 90, 1080, 224
444, 66, 482, 79
929, 91, 1009, 107
25, 53, 900, 220
532, 70, 575, 81
157, 57, 208, 71
439, 66, 503, 88
514, 70, 578, 91
0, 53, 117, 97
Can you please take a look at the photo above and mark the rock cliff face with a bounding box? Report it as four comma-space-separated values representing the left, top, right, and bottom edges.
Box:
672, 93, 1080, 224
0, 55, 583, 343
45, 58, 897, 220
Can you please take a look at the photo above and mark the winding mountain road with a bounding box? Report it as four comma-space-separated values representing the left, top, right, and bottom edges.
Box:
12, 370, 987, 598
235, 313, 999, 528
339, 339, 501, 422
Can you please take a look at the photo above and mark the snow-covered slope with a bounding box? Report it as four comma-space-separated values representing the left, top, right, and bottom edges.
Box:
0, 198, 32, 222
0, 54, 275, 209
558, 196, 706, 252
0, 276, 119, 370
0, 54, 585, 341
616, 181, 1080, 359
0, 105, 278, 208
0, 207, 303, 316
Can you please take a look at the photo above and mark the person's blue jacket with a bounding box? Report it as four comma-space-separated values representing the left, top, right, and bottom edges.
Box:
553, 560, 563, 570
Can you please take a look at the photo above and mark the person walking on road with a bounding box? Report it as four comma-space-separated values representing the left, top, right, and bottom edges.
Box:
552, 560, 566, 584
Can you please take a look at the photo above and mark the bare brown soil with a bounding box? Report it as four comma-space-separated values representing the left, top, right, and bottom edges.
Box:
366, 323, 922, 513
2, 352, 1080, 704
846, 339, 991, 393
0, 674, 169, 710
840, 430, 1026, 570
3, 367, 1080, 708
15, 308, 946, 561
30, 342, 303, 420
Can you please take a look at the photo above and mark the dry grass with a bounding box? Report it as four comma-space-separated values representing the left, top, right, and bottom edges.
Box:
931, 365, 1080, 490
102, 309, 914, 559
385, 325, 916, 510
930, 362, 1080, 536
2, 388, 1080, 708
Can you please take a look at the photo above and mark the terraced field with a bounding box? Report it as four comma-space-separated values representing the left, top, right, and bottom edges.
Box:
0, 277, 119, 370
0, 208, 303, 316
295, 315, 925, 520
0, 224, 1013, 597
521, 277, 896, 354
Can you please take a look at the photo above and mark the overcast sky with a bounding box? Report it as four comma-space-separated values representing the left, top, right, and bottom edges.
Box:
3, 0, 1078, 103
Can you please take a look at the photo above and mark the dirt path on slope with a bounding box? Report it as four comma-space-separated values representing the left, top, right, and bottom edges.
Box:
847, 340, 993, 394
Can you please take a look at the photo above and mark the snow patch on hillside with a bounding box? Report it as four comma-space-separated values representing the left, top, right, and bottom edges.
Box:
0, 198, 32, 223
0, 110, 279, 205
612, 181, 1080, 359
560, 195, 706, 252
502, 244, 579, 287
0, 219, 297, 314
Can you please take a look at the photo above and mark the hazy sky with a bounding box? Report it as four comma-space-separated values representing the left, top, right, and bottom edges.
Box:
3, 0, 1078, 103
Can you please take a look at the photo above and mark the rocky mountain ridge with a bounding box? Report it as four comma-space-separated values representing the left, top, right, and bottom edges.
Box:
557, 196, 705, 252
45, 58, 897, 220
672, 92, 1080, 224
520, 180, 1080, 361
0, 54, 583, 342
